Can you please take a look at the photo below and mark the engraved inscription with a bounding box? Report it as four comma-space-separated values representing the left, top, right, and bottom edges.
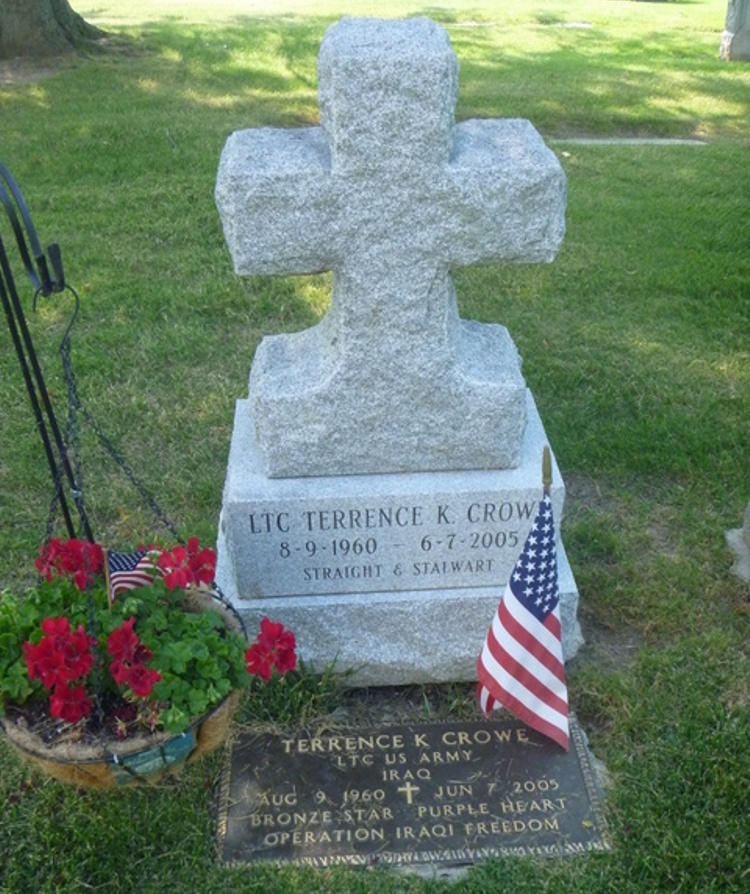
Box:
217, 717, 609, 867
233, 495, 547, 597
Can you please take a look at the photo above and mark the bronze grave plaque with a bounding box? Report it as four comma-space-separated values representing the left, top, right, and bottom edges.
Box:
217, 715, 608, 868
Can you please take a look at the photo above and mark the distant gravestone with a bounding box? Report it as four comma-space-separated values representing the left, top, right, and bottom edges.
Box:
727, 500, 750, 582
720, 0, 750, 60
214, 18, 582, 685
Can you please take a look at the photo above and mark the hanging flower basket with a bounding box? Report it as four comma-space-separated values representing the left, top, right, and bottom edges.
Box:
0, 538, 297, 788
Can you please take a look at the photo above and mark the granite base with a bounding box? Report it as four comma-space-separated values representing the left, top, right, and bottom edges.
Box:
216, 390, 583, 686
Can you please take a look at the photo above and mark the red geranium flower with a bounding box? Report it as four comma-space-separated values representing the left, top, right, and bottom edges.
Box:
35, 539, 105, 591
110, 659, 161, 697
49, 683, 92, 724
35, 538, 60, 579
122, 663, 162, 698
23, 636, 66, 689
109, 658, 130, 688
157, 546, 192, 590
57, 624, 95, 681
245, 642, 274, 681
23, 617, 95, 689
186, 536, 217, 586
106, 617, 140, 664
156, 538, 216, 590
106, 617, 160, 698
245, 618, 297, 681
40, 616, 72, 641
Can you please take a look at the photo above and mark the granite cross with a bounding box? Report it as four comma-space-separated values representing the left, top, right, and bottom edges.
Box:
216, 17, 566, 478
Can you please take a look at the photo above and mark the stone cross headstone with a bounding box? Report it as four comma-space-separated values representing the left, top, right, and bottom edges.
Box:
216, 17, 565, 478
720, 0, 750, 60
214, 17, 582, 685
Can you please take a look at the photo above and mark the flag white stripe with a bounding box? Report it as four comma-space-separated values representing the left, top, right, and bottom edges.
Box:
477, 675, 569, 748
480, 635, 568, 715
483, 606, 568, 705
478, 669, 568, 739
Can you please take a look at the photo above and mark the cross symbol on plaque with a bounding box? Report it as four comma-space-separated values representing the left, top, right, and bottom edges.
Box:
397, 781, 420, 805
217, 18, 566, 478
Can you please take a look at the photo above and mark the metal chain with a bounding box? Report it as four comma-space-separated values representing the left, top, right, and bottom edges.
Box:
56, 315, 182, 545
60, 335, 87, 531
58, 346, 246, 635
42, 472, 66, 557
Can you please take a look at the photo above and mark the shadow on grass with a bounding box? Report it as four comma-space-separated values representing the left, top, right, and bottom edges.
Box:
4, 13, 748, 142
1, 11, 748, 566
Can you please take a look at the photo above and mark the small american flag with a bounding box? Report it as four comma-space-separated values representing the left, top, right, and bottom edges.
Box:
477, 487, 570, 751
107, 550, 156, 602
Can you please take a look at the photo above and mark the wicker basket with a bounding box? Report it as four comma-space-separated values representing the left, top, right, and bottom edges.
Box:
0, 587, 244, 788
0, 689, 240, 788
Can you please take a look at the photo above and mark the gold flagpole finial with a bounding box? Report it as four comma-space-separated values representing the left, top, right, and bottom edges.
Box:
542, 446, 552, 490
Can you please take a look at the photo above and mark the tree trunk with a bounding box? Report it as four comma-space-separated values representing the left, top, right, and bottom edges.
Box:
0, 0, 105, 60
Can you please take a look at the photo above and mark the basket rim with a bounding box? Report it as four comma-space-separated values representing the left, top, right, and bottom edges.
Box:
0, 691, 235, 766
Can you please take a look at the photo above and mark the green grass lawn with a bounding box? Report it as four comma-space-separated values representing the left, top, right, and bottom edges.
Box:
1, 1, 749, 892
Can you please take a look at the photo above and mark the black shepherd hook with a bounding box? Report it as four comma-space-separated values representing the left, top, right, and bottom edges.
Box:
0, 163, 93, 543
0, 162, 64, 297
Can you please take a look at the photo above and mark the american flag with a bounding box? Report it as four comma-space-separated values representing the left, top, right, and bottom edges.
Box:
107, 550, 156, 602
477, 488, 570, 751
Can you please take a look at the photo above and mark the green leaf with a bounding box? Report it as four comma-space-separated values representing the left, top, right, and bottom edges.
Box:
161, 705, 189, 734
187, 689, 209, 716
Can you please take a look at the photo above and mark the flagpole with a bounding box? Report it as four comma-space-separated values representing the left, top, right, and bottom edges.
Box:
103, 548, 113, 610
542, 445, 552, 490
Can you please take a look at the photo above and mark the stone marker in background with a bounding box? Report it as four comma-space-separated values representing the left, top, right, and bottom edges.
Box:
720, 0, 750, 60
727, 499, 750, 582
215, 17, 582, 685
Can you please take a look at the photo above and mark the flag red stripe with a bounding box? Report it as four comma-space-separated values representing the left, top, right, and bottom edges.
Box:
543, 611, 561, 640
497, 597, 566, 682
477, 682, 496, 714
483, 627, 569, 718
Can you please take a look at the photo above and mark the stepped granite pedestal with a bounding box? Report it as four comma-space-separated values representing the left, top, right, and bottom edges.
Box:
216, 390, 582, 685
